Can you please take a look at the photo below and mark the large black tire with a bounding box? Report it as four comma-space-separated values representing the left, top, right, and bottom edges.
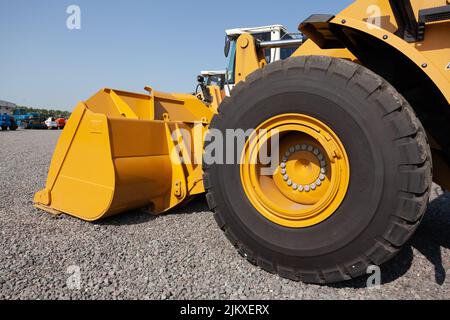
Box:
203, 56, 432, 283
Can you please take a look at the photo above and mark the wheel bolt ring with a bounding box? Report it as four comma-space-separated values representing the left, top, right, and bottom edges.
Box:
280, 144, 328, 193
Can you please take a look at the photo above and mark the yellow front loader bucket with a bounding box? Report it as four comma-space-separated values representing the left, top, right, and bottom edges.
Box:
34, 87, 214, 221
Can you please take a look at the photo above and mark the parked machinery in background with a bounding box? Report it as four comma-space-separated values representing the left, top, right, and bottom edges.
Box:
0, 113, 18, 131
23, 116, 48, 130
45, 117, 67, 130
56, 118, 66, 130
13, 110, 37, 128
13, 109, 68, 130
45, 117, 58, 130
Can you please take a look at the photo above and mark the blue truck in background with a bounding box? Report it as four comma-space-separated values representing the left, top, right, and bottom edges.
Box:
12, 110, 47, 129
0, 113, 18, 131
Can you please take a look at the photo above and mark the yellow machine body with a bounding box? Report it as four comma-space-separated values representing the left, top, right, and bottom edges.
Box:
233, 0, 450, 189
313, 0, 449, 102
293, 0, 450, 189
35, 0, 450, 220
233, 0, 449, 101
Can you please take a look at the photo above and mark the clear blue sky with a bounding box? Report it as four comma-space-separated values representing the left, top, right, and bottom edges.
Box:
0, 0, 353, 111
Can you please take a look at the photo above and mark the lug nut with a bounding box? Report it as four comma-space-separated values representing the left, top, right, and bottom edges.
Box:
279, 143, 329, 192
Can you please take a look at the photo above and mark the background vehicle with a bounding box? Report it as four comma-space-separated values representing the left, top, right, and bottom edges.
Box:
200, 70, 226, 89
56, 118, 66, 129
13, 110, 48, 129
13, 110, 38, 127
24, 122, 47, 130
0, 113, 18, 131
35, 0, 450, 284
45, 117, 59, 130
23, 117, 48, 130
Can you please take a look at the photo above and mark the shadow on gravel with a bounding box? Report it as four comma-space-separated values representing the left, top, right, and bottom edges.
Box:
331, 192, 450, 289
410, 192, 450, 285
96, 196, 210, 227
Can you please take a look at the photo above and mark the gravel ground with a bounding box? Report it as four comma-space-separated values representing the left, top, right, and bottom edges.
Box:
0, 129, 449, 300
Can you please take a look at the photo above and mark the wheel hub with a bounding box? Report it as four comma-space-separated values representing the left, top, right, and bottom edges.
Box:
240, 114, 350, 228
280, 143, 327, 192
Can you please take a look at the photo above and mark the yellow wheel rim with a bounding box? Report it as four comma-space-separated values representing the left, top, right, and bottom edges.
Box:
240, 114, 350, 228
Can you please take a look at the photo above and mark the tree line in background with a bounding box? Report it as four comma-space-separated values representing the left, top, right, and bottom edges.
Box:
14, 106, 71, 119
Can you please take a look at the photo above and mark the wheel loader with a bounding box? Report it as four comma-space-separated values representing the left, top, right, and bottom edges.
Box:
35, 0, 450, 284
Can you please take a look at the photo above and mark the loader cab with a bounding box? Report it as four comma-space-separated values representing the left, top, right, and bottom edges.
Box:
224, 25, 300, 86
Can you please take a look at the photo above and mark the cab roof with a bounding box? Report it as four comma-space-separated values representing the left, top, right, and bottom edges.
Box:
225, 25, 288, 37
